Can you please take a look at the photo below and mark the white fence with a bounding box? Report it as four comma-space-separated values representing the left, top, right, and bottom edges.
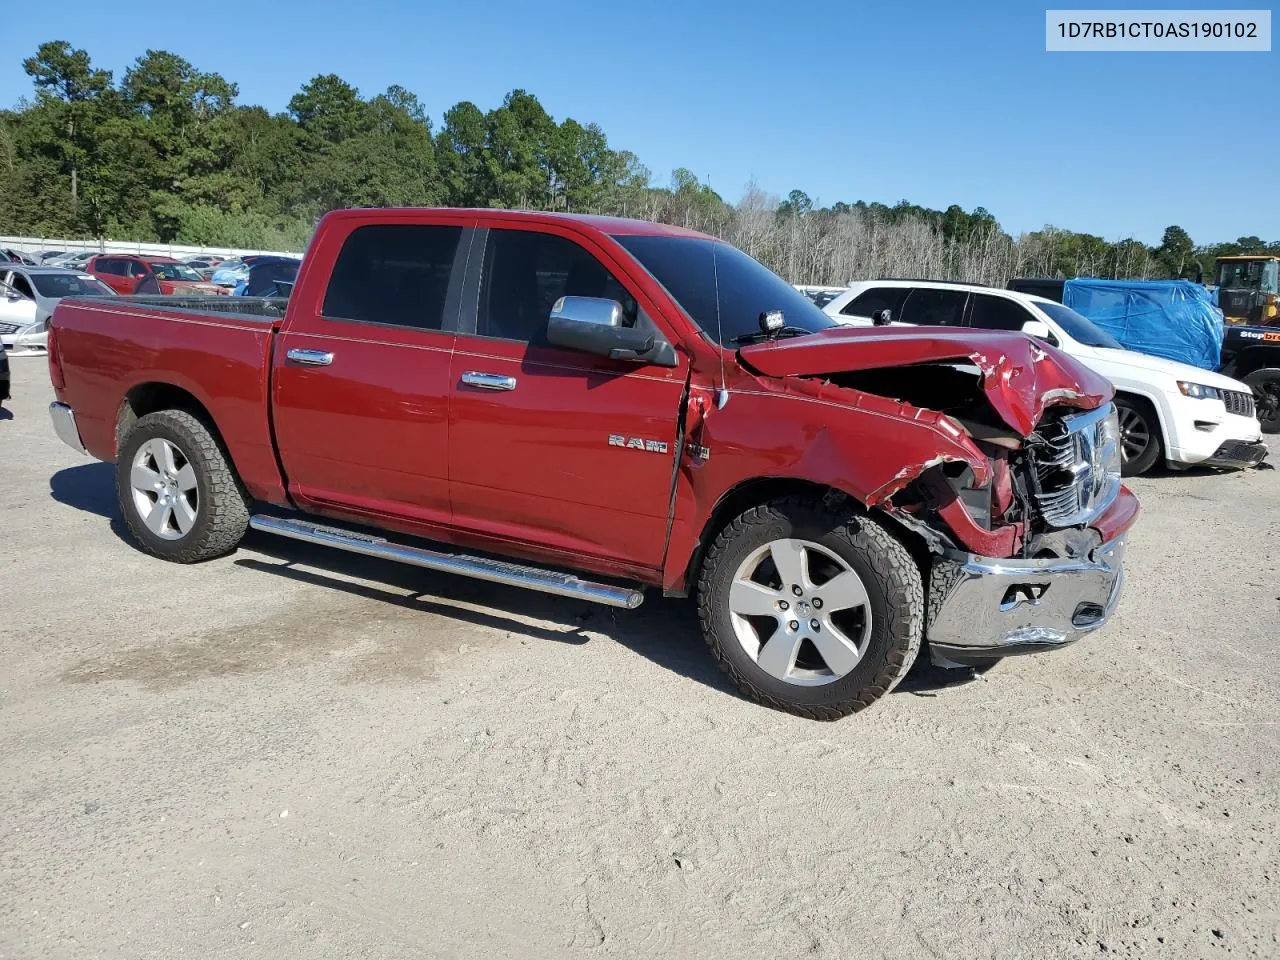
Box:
1, 236, 302, 260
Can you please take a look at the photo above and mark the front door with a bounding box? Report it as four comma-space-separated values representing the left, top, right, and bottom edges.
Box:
272, 219, 471, 531
448, 224, 687, 573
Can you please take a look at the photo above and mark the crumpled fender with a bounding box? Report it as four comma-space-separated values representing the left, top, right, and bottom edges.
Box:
738, 326, 1113, 436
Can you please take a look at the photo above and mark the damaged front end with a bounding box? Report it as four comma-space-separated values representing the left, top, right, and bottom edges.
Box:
739, 328, 1136, 666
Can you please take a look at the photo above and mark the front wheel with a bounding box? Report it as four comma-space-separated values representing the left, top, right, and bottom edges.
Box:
116, 409, 249, 563
1114, 396, 1163, 476
1244, 368, 1280, 435
696, 497, 923, 720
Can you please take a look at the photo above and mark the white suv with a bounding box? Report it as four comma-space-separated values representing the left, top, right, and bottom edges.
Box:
822, 280, 1267, 476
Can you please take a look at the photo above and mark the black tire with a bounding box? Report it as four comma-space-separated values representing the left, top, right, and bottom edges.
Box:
1244, 368, 1280, 435
116, 409, 249, 563
1114, 395, 1163, 476
696, 496, 923, 720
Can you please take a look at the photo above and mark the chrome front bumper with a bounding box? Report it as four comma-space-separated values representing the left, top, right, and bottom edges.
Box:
926, 538, 1126, 667
49, 402, 87, 455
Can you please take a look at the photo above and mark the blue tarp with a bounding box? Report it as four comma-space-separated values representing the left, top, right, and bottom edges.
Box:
1062, 278, 1225, 371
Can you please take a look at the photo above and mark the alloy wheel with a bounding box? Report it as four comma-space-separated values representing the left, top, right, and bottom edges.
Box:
728, 538, 873, 687
1117, 406, 1151, 464
130, 438, 199, 540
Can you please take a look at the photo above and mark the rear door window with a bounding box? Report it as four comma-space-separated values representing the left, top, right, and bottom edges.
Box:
968, 294, 1034, 331
322, 224, 463, 330
898, 288, 968, 326
840, 286, 909, 318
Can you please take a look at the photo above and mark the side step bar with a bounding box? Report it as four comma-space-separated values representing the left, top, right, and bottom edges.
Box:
248, 515, 645, 610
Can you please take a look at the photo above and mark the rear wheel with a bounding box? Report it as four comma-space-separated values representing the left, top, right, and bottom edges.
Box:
696, 497, 923, 720
116, 409, 249, 563
1114, 396, 1163, 476
1244, 368, 1280, 434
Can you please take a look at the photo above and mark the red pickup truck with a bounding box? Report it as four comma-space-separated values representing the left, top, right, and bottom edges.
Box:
47, 208, 1139, 719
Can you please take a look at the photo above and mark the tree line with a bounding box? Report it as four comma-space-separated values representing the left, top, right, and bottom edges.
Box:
2, 41, 1276, 284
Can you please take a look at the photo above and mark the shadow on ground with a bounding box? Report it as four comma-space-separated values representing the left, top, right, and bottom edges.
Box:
49, 461, 979, 703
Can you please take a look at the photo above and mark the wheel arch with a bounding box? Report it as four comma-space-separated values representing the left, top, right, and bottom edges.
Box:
117, 381, 223, 453
665, 476, 932, 598
1227, 346, 1280, 380
1112, 388, 1171, 453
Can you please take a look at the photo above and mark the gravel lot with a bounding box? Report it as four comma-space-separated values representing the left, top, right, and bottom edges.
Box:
2, 356, 1278, 959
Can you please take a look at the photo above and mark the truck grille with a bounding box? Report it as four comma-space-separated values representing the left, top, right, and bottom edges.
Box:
1027, 404, 1122, 528
1222, 389, 1255, 418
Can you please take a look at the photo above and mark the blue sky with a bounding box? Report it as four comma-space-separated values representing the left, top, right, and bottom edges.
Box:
2, 0, 1275, 244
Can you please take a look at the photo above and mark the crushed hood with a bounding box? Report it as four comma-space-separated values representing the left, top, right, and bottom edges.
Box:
738, 326, 1114, 436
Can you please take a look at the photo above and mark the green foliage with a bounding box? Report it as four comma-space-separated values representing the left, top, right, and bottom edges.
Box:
2, 39, 1270, 283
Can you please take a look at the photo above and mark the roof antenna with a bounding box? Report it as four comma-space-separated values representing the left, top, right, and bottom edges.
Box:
712, 245, 729, 409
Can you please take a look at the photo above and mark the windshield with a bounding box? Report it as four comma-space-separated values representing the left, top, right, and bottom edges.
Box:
31, 273, 115, 298
613, 235, 836, 345
1216, 259, 1279, 294
1036, 301, 1123, 349
149, 262, 204, 282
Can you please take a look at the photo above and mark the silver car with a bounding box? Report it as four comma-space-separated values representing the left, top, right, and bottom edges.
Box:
0, 266, 115, 355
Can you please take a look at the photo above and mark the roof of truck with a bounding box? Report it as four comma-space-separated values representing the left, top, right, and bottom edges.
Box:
319, 207, 718, 241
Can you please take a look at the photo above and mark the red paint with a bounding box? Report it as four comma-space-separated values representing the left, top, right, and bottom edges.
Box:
739, 326, 1113, 436
50, 208, 1140, 595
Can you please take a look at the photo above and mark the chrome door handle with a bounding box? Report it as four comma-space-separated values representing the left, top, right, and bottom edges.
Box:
287, 348, 334, 366
461, 371, 516, 391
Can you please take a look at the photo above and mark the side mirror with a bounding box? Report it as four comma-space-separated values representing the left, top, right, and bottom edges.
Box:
1021, 319, 1053, 340
872, 308, 893, 326
546, 296, 676, 366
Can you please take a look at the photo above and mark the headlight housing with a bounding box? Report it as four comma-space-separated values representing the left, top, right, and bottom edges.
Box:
1098, 405, 1123, 479
1177, 381, 1221, 400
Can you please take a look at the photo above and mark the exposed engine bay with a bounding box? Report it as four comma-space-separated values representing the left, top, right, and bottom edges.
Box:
825, 361, 1120, 562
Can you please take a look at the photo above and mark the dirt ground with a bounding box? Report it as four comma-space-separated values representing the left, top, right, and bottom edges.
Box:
2, 357, 1278, 959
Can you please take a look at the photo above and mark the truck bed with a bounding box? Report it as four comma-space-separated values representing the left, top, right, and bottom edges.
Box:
50, 294, 288, 503
73, 294, 289, 324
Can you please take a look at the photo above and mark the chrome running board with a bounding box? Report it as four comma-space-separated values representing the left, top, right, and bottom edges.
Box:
249, 514, 645, 609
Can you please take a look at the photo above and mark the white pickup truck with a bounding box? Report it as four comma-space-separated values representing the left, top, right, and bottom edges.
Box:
822, 279, 1267, 476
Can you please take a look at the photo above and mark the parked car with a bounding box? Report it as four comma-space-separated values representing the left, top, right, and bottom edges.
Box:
86, 255, 220, 296
0, 266, 115, 354
209, 256, 262, 291
0, 248, 38, 265
50, 252, 96, 269
184, 256, 225, 279
36, 250, 68, 263
822, 280, 1266, 475
46, 208, 1139, 719
231, 256, 301, 297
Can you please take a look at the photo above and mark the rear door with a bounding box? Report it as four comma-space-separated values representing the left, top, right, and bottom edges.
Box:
896, 287, 969, 327
447, 223, 686, 572
271, 216, 472, 532
91, 258, 131, 294
834, 285, 912, 326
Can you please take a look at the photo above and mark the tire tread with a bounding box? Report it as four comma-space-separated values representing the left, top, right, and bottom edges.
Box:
696, 495, 923, 720
117, 409, 249, 563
